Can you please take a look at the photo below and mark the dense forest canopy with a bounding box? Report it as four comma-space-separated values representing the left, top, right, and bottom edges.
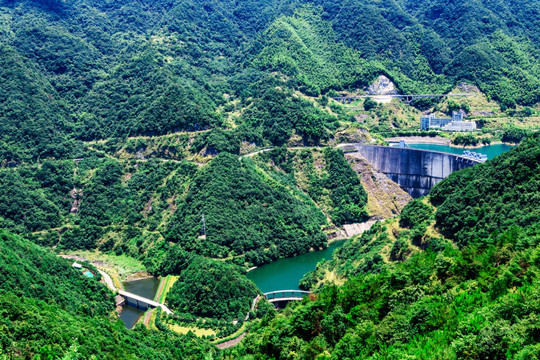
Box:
0, 0, 539, 358
166, 257, 260, 319
0, 230, 216, 359
232, 133, 540, 359
166, 153, 328, 263
0, 0, 537, 161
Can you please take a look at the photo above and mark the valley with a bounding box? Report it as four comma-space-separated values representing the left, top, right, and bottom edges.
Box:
0, 0, 538, 358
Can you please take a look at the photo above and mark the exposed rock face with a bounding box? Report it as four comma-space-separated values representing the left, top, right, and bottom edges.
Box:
70, 188, 83, 214
333, 127, 370, 144
143, 198, 153, 218
456, 82, 480, 93
330, 220, 378, 241
345, 154, 412, 218
367, 75, 398, 95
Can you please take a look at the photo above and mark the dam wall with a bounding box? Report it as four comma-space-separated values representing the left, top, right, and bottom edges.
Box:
344, 145, 481, 198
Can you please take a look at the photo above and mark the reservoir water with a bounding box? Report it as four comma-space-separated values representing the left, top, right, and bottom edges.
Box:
247, 144, 515, 294
119, 277, 159, 329
404, 143, 513, 160
247, 240, 346, 293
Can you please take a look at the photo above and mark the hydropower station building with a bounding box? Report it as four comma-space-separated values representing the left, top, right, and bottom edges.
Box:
420, 111, 477, 131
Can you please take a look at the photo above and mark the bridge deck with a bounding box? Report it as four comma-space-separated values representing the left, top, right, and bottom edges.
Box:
267, 297, 304, 303
118, 290, 172, 314
332, 93, 474, 100
263, 290, 310, 300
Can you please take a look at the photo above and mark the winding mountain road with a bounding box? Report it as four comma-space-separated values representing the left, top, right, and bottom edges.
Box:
97, 269, 116, 292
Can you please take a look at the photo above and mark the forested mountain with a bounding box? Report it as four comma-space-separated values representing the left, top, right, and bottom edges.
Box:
166, 153, 328, 263
0, 0, 539, 358
0, 0, 538, 161
0, 230, 215, 359
231, 133, 540, 359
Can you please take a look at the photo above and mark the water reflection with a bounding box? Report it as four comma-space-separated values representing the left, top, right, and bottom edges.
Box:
247, 240, 346, 293
119, 277, 159, 329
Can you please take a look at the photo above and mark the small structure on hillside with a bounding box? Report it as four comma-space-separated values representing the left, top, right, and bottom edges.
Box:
72, 262, 83, 269
420, 111, 476, 131
83, 270, 95, 278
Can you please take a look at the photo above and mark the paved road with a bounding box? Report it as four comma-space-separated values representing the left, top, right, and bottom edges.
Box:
216, 333, 247, 350
96, 269, 117, 292
240, 146, 323, 159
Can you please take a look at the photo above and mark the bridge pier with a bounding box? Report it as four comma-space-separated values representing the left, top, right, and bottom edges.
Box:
125, 297, 151, 310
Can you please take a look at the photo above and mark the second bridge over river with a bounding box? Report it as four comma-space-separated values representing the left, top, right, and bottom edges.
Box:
263, 290, 311, 303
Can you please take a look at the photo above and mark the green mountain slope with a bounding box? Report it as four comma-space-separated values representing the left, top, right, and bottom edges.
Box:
250, 6, 381, 95
232, 133, 540, 359
166, 153, 328, 265
0, 230, 215, 359
0, 0, 538, 161
0, 152, 333, 268
0, 0, 538, 356
0, 44, 72, 163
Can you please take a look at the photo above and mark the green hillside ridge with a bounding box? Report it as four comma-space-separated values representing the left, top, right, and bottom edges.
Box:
0, 153, 330, 269
0, 230, 216, 359
0, 0, 539, 358
0, 0, 538, 163
166, 257, 259, 320
250, 6, 382, 96
166, 153, 328, 266
229, 133, 540, 359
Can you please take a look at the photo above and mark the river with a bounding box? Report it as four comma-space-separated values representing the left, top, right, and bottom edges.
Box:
247, 143, 515, 294
118, 244, 346, 326
119, 277, 159, 329
247, 240, 346, 293
403, 143, 513, 160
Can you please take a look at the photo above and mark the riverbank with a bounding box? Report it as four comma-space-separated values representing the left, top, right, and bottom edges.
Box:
57, 250, 152, 282
154, 275, 178, 303
385, 136, 450, 145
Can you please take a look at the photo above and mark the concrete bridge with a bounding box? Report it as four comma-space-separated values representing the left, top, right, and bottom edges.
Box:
263, 290, 311, 303
118, 290, 173, 314
95, 269, 173, 314
332, 93, 474, 104
341, 144, 481, 198
247, 290, 311, 317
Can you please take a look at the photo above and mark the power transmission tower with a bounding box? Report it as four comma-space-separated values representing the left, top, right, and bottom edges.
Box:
201, 214, 206, 237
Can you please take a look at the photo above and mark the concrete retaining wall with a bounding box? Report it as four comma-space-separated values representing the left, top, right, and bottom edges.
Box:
345, 145, 480, 197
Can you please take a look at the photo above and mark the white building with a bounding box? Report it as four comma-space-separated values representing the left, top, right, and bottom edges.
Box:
442, 121, 477, 132
421, 111, 476, 132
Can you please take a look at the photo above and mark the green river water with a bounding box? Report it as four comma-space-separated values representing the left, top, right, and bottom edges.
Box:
119, 277, 159, 329
248, 143, 514, 294
118, 144, 513, 326
247, 240, 346, 293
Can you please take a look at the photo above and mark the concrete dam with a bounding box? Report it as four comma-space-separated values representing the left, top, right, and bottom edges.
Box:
342, 144, 481, 198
